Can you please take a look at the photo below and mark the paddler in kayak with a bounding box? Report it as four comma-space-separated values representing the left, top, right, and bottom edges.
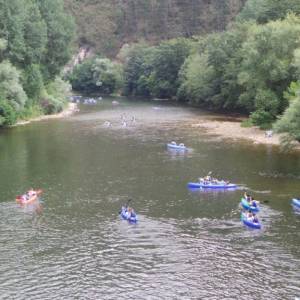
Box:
27, 188, 37, 197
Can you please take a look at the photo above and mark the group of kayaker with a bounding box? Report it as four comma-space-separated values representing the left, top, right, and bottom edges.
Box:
103, 114, 137, 128
241, 192, 260, 225
18, 188, 38, 203
120, 204, 137, 223
199, 176, 229, 186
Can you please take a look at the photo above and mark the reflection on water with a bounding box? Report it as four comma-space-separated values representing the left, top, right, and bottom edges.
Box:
0, 97, 299, 299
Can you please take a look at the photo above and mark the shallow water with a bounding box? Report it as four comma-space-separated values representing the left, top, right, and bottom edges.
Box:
0, 97, 299, 299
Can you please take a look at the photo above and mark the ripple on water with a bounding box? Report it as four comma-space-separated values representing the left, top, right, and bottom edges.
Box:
1, 206, 299, 300
1, 102, 300, 299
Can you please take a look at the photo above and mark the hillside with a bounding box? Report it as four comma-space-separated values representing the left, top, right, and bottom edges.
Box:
64, 0, 246, 57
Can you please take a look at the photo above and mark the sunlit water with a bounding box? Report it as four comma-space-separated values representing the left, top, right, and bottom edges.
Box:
0, 97, 299, 299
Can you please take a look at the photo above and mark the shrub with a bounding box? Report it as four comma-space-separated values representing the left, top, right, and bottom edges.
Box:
0, 100, 17, 126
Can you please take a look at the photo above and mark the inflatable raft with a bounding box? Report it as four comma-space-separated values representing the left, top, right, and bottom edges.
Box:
292, 198, 300, 209
188, 182, 237, 189
120, 207, 137, 223
241, 212, 261, 229
240, 198, 260, 213
16, 189, 43, 205
167, 142, 187, 150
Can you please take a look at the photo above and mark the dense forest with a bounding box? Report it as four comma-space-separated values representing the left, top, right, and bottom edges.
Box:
0, 0, 74, 126
64, 0, 246, 57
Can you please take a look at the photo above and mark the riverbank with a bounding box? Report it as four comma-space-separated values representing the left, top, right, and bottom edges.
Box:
191, 117, 283, 146
16, 103, 79, 126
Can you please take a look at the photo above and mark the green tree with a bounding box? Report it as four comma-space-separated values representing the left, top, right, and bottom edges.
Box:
123, 44, 155, 97
23, 0, 47, 65
39, 0, 75, 80
69, 57, 122, 94
238, 0, 300, 23
148, 39, 192, 98
0, 99, 17, 126
275, 87, 300, 143
237, 15, 300, 124
0, 60, 27, 110
22, 64, 44, 103
0, 0, 26, 63
177, 52, 216, 106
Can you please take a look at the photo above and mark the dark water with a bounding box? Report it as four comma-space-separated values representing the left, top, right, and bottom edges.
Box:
0, 98, 299, 299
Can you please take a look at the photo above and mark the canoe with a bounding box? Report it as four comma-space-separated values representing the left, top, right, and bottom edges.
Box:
16, 189, 43, 205
292, 198, 300, 209
167, 142, 187, 150
187, 182, 237, 189
240, 198, 260, 213
120, 208, 137, 223
241, 213, 261, 229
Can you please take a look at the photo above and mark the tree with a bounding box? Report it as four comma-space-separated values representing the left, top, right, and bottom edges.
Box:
275, 87, 300, 143
237, 15, 300, 124
237, 0, 300, 23
147, 38, 192, 98
39, 0, 75, 81
22, 64, 44, 103
69, 57, 122, 94
177, 52, 216, 105
123, 44, 155, 96
0, 60, 27, 110
0, 99, 17, 126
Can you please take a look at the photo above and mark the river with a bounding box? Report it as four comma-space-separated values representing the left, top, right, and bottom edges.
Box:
0, 97, 299, 299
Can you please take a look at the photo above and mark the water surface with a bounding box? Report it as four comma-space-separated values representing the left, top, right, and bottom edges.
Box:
0, 98, 299, 299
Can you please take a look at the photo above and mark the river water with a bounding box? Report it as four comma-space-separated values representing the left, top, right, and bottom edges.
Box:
0, 97, 299, 299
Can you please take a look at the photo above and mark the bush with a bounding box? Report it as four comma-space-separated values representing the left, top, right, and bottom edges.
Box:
41, 95, 64, 115
69, 57, 123, 94
275, 93, 300, 142
250, 110, 273, 128
240, 118, 253, 128
0, 100, 17, 126
18, 105, 43, 120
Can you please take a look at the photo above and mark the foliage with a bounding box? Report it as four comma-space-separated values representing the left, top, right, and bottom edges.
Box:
123, 39, 192, 98
147, 39, 192, 98
0, 0, 75, 126
39, 77, 71, 115
69, 57, 123, 94
18, 105, 43, 120
122, 44, 155, 96
240, 118, 253, 128
0, 60, 27, 110
237, 0, 300, 23
177, 14, 300, 126
275, 85, 300, 143
64, 0, 246, 57
177, 52, 216, 105
178, 23, 250, 110
22, 64, 44, 103
40, 94, 64, 115
0, 99, 17, 126
39, 0, 75, 81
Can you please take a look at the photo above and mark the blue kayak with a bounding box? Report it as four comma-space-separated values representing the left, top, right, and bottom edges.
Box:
240, 198, 260, 213
167, 142, 187, 150
241, 213, 261, 229
292, 198, 300, 209
120, 208, 138, 223
188, 182, 237, 189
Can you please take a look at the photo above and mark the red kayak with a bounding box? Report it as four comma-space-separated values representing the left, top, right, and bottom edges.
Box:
16, 189, 43, 204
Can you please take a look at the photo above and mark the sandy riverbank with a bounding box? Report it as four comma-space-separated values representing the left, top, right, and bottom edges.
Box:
191, 118, 282, 146
16, 103, 79, 126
